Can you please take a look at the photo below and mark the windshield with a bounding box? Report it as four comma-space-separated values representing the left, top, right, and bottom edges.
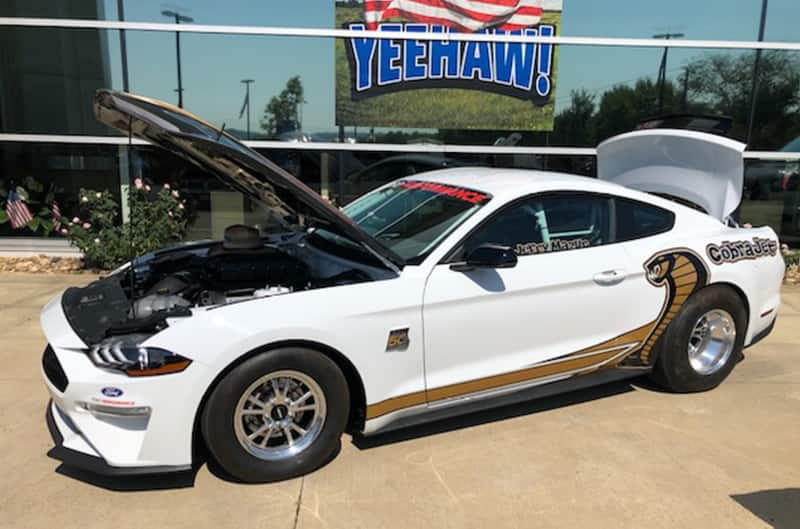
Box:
343, 180, 491, 264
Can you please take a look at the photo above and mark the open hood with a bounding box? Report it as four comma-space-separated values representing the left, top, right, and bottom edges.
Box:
93, 90, 403, 271
597, 129, 746, 221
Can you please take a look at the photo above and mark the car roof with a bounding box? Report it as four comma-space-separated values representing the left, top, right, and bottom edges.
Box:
408, 167, 631, 201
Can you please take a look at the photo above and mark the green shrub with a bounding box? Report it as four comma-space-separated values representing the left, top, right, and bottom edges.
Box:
63, 180, 187, 270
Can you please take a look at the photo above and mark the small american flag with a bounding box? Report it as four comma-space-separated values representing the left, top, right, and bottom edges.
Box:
52, 200, 62, 231
364, 0, 548, 32
238, 90, 249, 120
5, 189, 33, 229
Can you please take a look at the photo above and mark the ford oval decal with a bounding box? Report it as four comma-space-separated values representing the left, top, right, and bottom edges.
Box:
101, 387, 124, 397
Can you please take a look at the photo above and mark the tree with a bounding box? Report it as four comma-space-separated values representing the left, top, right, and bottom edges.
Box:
550, 89, 596, 146
685, 51, 800, 148
260, 76, 305, 137
594, 78, 681, 142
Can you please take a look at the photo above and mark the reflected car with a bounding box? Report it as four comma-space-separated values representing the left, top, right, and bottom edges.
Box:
342, 153, 465, 203
41, 92, 784, 482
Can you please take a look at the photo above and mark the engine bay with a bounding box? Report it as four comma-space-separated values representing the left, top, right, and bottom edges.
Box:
62, 224, 394, 345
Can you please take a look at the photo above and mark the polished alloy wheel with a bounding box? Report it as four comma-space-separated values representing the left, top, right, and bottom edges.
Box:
234, 370, 327, 461
687, 309, 736, 375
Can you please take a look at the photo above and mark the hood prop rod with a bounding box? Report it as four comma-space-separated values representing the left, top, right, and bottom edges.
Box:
127, 115, 137, 319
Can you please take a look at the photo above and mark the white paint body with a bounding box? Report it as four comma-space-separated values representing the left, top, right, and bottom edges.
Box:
41, 166, 784, 471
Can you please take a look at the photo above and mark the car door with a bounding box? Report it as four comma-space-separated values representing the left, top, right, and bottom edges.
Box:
421, 192, 652, 404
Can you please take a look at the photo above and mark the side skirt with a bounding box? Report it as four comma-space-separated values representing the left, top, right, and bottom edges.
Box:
362, 367, 648, 436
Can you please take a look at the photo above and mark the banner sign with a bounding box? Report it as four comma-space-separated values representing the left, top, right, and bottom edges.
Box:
335, 0, 563, 131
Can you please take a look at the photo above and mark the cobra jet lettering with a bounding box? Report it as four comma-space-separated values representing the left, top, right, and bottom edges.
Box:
706, 237, 778, 265
346, 23, 555, 103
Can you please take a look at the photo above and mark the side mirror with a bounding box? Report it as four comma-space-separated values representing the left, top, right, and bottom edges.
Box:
450, 244, 518, 272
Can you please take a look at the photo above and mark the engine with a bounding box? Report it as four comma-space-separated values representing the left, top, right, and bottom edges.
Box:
62, 224, 378, 343
129, 224, 311, 320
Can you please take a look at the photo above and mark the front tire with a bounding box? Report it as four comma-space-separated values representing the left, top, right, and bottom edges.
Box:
202, 347, 349, 483
651, 286, 747, 393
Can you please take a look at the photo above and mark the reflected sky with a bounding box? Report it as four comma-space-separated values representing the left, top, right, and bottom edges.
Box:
96, 0, 799, 134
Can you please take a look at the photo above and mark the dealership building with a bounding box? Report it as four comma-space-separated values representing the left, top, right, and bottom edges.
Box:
1, 0, 799, 253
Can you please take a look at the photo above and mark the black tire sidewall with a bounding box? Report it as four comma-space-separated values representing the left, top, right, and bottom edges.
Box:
655, 286, 747, 393
201, 347, 350, 483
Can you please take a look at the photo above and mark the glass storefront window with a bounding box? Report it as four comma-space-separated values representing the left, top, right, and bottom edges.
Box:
1, 23, 796, 152
4, 0, 799, 46
1, 1, 799, 249
0, 140, 797, 248
741, 158, 800, 246
0, 27, 118, 135
0, 142, 122, 237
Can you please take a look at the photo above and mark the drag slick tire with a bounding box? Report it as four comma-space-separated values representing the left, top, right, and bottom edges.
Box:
651, 286, 746, 393
201, 347, 349, 483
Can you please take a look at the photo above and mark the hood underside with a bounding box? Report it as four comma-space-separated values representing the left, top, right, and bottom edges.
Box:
597, 129, 746, 221
93, 90, 403, 270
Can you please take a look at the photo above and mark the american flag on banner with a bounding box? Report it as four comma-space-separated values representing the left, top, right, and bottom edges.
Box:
363, 0, 548, 32
5, 189, 33, 229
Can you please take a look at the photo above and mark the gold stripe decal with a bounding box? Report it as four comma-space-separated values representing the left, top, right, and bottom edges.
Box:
366, 248, 710, 420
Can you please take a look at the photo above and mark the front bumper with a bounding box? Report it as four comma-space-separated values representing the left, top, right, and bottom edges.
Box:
40, 292, 213, 474
46, 400, 191, 476
41, 341, 210, 473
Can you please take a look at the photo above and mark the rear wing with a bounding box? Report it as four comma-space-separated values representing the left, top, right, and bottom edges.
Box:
597, 130, 746, 221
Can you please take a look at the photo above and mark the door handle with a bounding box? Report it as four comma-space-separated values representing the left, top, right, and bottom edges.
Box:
593, 269, 626, 286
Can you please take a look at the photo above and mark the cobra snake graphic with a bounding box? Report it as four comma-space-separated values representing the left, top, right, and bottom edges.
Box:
618, 249, 710, 366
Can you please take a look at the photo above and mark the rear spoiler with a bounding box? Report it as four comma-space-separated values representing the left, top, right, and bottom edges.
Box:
597, 130, 746, 221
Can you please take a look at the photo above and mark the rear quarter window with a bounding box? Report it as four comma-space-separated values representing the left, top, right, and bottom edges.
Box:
614, 198, 675, 242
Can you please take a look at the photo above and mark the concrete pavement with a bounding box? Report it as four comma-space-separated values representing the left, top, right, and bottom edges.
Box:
0, 273, 798, 529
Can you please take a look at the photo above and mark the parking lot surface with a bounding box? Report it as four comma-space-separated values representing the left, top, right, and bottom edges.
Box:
0, 272, 798, 529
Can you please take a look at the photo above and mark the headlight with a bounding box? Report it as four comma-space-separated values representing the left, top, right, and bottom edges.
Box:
87, 334, 191, 376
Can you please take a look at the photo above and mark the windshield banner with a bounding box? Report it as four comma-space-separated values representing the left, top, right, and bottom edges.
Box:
335, 0, 563, 131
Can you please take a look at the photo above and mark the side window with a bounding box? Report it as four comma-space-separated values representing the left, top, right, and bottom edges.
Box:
614, 197, 675, 242
461, 194, 611, 258
535, 194, 611, 252
463, 200, 542, 255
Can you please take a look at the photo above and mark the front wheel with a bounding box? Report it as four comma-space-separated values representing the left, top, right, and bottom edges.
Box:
201, 348, 349, 482
650, 286, 747, 393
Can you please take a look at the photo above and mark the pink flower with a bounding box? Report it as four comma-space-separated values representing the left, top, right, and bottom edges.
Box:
172, 190, 180, 198
81, 196, 88, 203
82, 222, 91, 229
71, 217, 80, 224
178, 203, 184, 210
60, 228, 68, 235
163, 183, 171, 189
134, 178, 143, 190
145, 184, 152, 192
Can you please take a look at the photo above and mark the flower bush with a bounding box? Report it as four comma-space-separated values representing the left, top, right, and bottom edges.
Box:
782, 244, 800, 267
64, 180, 187, 270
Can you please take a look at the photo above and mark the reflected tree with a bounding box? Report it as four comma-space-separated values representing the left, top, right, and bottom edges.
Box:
260, 76, 305, 137
594, 79, 681, 142
550, 51, 800, 149
687, 51, 800, 148
550, 89, 596, 146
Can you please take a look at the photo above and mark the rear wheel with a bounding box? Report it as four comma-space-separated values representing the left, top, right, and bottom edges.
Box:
651, 286, 746, 392
202, 347, 349, 482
